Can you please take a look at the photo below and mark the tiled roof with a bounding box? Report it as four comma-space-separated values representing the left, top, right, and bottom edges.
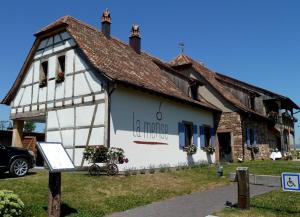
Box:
170, 54, 299, 115
171, 54, 268, 117
2, 16, 220, 112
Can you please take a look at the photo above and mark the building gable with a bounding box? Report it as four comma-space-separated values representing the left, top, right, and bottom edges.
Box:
10, 31, 105, 120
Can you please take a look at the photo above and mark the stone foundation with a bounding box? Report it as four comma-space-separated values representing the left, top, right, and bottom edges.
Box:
216, 112, 242, 161
216, 112, 274, 161
244, 144, 270, 160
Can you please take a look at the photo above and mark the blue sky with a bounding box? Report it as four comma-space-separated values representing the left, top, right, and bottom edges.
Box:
0, 0, 299, 142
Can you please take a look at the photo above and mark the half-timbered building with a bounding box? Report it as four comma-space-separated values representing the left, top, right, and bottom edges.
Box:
2, 9, 299, 169
2, 10, 220, 170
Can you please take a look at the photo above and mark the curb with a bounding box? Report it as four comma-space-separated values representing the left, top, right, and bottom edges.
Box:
229, 172, 281, 187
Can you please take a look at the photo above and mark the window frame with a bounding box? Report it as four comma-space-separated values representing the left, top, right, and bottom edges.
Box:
182, 121, 193, 147
56, 54, 66, 83
39, 60, 48, 88
190, 82, 199, 101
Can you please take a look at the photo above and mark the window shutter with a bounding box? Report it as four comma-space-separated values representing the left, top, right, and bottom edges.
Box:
210, 127, 215, 147
246, 128, 250, 146
253, 128, 257, 146
193, 125, 198, 146
178, 122, 185, 149
200, 126, 205, 148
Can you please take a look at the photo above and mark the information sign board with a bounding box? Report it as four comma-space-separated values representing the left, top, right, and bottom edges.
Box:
37, 142, 75, 172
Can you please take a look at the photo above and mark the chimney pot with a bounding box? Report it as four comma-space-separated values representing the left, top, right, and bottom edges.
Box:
129, 24, 141, 54
101, 9, 111, 38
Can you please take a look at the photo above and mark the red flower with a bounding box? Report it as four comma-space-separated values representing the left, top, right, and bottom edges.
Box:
124, 158, 129, 163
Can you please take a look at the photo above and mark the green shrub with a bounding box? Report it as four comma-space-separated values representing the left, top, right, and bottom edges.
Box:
158, 164, 170, 173
140, 168, 146, 175
159, 166, 166, 173
124, 169, 131, 177
0, 190, 24, 217
131, 168, 137, 176
149, 165, 155, 174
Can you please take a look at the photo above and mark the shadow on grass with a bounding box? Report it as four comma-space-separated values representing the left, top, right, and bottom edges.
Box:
43, 203, 78, 216
0, 171, 37, 179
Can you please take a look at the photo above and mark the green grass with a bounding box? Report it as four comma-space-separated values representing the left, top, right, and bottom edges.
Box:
222, 160, 300, 176
2, 160, 300, 217
217, 190, 300, 217
0, 165, 229, 217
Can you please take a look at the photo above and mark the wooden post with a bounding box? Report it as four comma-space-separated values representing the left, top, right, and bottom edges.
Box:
48, 172, 61, 217
12, 120, 24, 148
236, 167, 250, 210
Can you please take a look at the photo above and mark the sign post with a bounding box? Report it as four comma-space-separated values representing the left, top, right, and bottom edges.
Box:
37, 142, 75, 217
48, 172, 61, 217
236, 167, 250, 209
282, 173, 300, 192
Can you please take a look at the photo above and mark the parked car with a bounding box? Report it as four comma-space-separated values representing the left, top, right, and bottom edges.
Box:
0, 144, 35, 177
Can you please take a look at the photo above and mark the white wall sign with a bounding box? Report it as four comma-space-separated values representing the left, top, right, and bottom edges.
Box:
282, 173, 300, 192
37, 142, 75, 172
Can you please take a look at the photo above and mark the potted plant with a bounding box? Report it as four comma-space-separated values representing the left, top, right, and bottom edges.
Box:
247, 145, 259, 160
83, 145, 108, 163
184, 145, 197, 155
107, 147, 128, 164
56, 72, 65, 83
203, 145, 215, 155
83, 146, 128, 164
39, 78, 47, 88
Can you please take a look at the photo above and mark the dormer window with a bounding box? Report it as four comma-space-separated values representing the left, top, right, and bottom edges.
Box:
39, 61, 48, 88
56, 55, 65, 83
250, 96, 255, 110
190, 82, 199, 100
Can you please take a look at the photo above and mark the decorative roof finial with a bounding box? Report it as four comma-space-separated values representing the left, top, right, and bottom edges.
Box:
130, 24, 140, 38
101, 8, 111, 23
179, 42, 185, 54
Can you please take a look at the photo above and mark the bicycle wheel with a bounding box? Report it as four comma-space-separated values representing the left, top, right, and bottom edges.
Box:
89, 164, 101, 176
107, 163, 119, 176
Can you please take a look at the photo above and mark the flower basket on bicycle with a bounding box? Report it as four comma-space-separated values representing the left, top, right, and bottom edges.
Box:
83, 145, 128, 176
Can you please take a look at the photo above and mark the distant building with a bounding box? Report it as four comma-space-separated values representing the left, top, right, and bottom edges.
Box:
170, 54, 299, 161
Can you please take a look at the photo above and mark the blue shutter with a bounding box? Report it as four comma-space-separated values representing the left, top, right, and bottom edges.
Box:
193, 125, 198, 146
200, 126, 205, 148
178, 122, 185, 149
246, 128, 250, 146
253, 128, 257, 146
210, 128, 215, 147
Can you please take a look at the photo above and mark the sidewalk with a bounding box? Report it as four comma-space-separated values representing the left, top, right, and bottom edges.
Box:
107, 183, 278, 217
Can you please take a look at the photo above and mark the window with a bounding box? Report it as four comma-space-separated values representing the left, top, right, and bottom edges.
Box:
39, 61, 48, 87
190, 83, 199, 100
250, 96, 255, 110
246, 128, 257, 146
200, 126, 215, 148
204, 126, 211, 147
56, 55, 65, 83
178, 122, 198, 149
184, 123, 193, 147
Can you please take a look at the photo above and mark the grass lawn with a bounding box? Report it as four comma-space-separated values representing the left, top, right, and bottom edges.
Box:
1, 160, 300, 217
217, 190, 300, 217
0, 165, 229, 217
223, 160, 300, 176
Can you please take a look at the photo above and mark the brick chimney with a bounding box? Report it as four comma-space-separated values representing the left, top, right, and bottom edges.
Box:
101, 9, 111, 38
129, 24, 141, 54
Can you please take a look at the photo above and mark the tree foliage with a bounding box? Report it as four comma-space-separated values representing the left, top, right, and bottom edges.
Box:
23, 121, 36, 133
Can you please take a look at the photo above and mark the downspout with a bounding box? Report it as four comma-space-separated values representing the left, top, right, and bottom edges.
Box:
106, 81, 117, 148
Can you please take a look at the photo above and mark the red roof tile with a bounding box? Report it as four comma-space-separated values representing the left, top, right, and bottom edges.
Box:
2, 16, 220, 112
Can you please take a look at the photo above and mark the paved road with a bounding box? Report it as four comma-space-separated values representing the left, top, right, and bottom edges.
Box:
107, 184, 278, 217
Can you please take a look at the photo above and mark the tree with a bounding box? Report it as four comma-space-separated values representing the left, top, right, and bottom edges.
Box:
23, 121, 36, 133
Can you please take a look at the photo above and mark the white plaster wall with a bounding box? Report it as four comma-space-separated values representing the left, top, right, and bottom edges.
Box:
11, 31, 105, 117
46, 103, 105, 167
110, 87, 216, 171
